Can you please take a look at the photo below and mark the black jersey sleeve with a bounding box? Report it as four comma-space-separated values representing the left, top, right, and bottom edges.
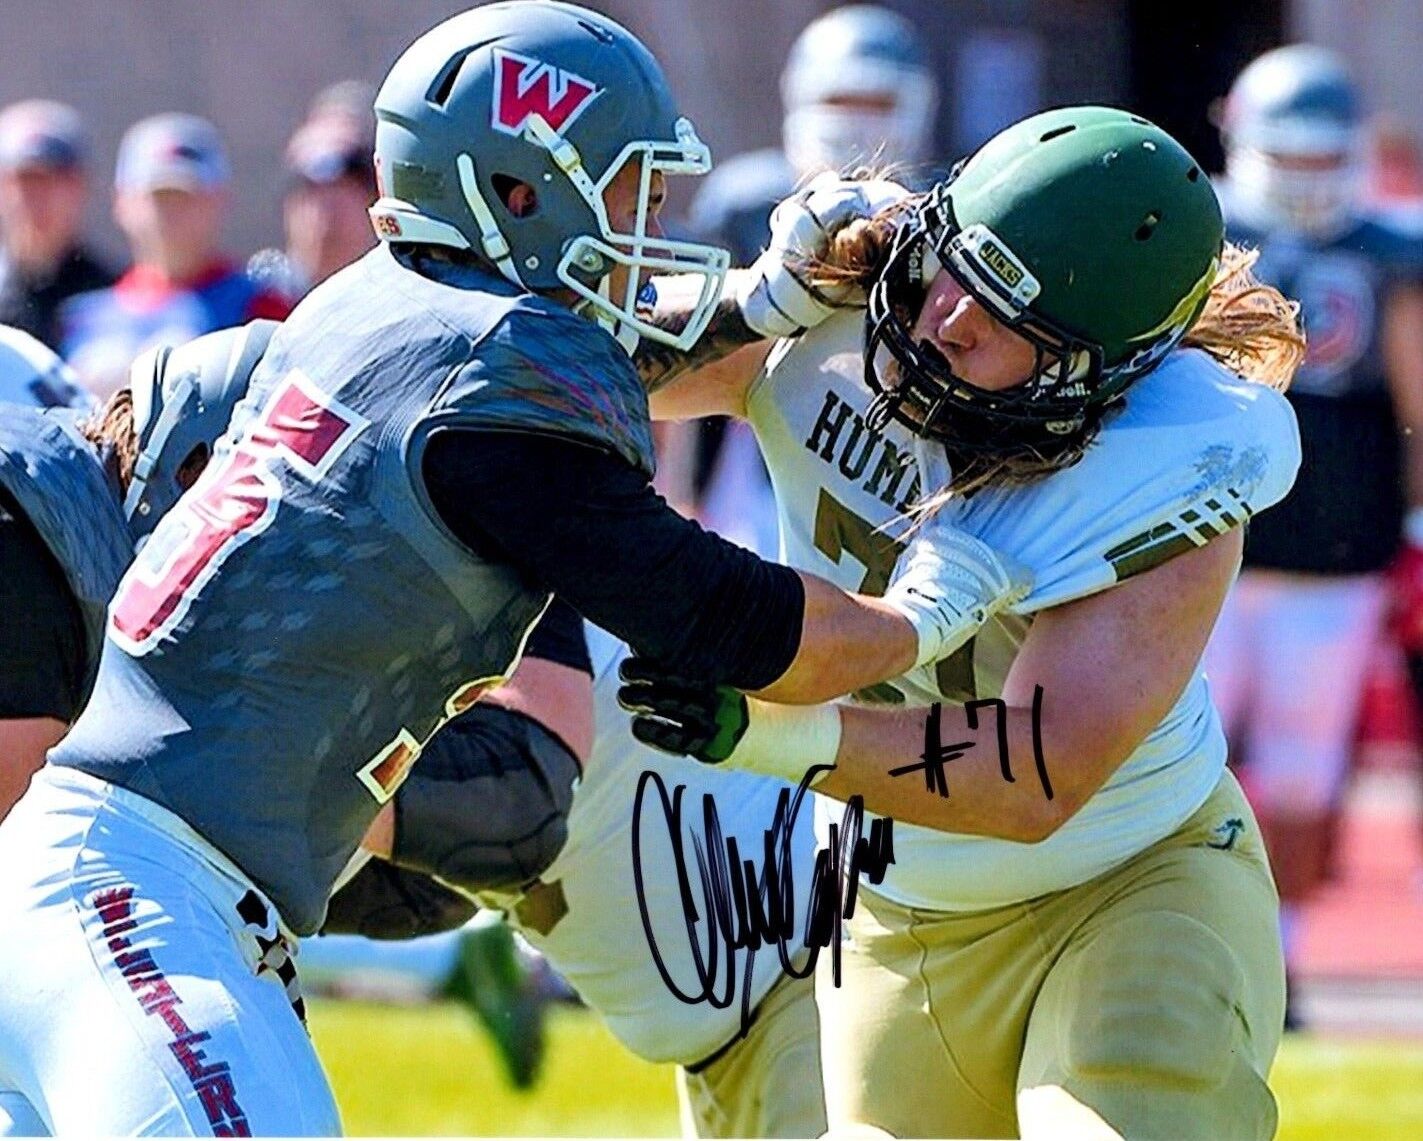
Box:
522, 596, 591, 676
420, 429, 803, 690
0, 484, 88, 721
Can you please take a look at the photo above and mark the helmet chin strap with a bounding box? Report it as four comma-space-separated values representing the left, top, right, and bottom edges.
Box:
457, 153, 523, 288
123, 347, 185, 524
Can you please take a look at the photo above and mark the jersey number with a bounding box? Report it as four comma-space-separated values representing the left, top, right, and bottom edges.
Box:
812, 488, 977, 701
110, 371, 368, 655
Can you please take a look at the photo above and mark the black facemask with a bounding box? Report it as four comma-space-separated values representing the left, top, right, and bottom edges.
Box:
862, 188, 1112, 472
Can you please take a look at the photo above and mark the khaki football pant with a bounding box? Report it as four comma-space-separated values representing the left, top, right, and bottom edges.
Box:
677, 970, 827, 1139
818, 770, 1285, 1140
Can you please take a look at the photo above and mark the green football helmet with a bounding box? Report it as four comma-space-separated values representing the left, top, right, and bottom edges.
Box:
865, 106, 1224, 465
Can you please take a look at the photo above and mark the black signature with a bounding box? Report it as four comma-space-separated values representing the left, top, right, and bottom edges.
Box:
888, 685, 1053, 801
631, 765, 894, 1038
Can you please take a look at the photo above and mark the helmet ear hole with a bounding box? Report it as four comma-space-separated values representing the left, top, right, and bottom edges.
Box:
1134, 212, 1161, 241
175, 443, 210, 492
492, 174, 539, 218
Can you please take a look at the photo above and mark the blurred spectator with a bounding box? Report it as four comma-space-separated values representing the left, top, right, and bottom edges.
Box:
306, 79, 377, 127
0, 100, 115, 351
249, 83, 377, 302
59, 112, 290, 398
285, 114, 376, 288
1204, 44, 1423, 1028
251, 111, 375, 300
684, 4, 941, 559
688, 3, 939, 265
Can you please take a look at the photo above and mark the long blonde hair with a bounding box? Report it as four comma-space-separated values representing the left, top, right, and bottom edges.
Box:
1182, 241, 1304, 390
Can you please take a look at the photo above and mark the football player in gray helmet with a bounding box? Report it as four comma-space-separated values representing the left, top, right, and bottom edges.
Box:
2, 4, 1010, 1132
368, 0, 731, 354
780, 3, 938, 179
691, 4, 940, 266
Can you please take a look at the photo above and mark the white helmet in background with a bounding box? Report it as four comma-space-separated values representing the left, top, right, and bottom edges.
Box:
781, 4, 938, 178
0, 325, 90, 410
1222, 44, 1364, 237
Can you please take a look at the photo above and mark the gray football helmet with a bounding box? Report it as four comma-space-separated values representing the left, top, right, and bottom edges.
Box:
124, 320, 278, 538
1222, 44, 1364, 236
370, 1, 728, 353
781, 4, 938, 177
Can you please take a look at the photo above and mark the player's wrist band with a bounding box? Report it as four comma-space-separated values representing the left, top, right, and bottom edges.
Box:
886, 587, 984, 670
734, 698, 841, 785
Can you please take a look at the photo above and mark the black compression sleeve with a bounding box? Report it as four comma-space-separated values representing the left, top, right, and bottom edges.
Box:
523, 596, 591, 676
393, 704, 579, 893
0, 485, 87, 721
421, 430, 803, 689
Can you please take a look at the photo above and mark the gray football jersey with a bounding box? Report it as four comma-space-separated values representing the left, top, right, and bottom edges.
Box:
0, 406, 131, 680
52, 246, 655, 934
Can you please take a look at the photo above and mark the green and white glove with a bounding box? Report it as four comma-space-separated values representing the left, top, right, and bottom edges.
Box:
616, 659, 840, 785
735, 173, 909, 339
884, 518, 1034, 670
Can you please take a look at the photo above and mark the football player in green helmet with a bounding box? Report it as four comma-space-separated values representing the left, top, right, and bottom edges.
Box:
625, 106, 1306, 1139
861, 106, 1225, 488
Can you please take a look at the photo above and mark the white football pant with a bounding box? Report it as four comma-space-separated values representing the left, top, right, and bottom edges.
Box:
0, 765, 340, 1136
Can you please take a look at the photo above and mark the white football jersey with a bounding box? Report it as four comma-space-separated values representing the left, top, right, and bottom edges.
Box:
483, 627, 818, 1066
746, 313, 1301, 910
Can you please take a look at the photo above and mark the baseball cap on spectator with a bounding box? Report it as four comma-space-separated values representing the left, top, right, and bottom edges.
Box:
0, 99, 87, 172
115, 113, 229, 193
285, 115, 373, 188
307, 79, 376, 125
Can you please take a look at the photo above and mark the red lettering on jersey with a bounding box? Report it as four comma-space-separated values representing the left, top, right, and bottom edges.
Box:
490, 49, 601, 138
250, 380, 362, 473
94, 886, 136, 926
111, 371, 367, 655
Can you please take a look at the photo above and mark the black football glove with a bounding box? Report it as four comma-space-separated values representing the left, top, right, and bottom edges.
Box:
616, 657, 750, 764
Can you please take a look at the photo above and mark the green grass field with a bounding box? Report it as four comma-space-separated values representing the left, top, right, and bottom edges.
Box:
311, 998, 1423, 1138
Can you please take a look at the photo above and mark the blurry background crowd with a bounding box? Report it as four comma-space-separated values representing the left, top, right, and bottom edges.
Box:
3, 0, 1423, 1133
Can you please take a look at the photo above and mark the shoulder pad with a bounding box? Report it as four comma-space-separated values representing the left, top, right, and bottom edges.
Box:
952, 351, 1300, 610
425, 304, 655, 477
125, 320, 280, 537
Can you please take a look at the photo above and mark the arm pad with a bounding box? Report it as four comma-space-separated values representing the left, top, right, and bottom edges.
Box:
392, 704, 580, 895
322, 859, 477, 940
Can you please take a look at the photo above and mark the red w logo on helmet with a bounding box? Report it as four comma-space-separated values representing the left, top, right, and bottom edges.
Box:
491, 49, 602, 139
